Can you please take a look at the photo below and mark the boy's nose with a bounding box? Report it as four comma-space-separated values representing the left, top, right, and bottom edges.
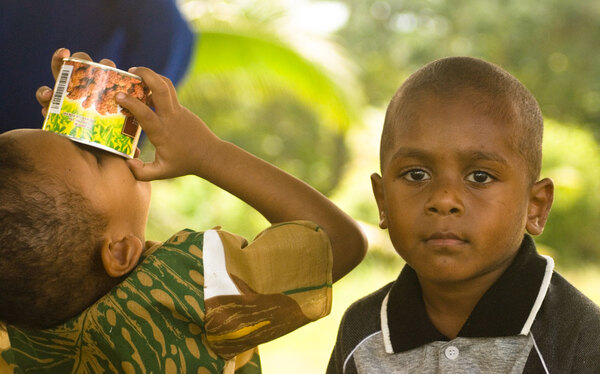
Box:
424, 181, 464, 216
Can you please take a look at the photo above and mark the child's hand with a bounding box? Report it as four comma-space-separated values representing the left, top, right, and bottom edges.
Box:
36, 48, 117, 118
116, 67, 222, 181
119, 69, 366, 282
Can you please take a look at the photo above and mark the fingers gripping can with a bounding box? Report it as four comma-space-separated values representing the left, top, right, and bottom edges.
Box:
42, 58, 150, 158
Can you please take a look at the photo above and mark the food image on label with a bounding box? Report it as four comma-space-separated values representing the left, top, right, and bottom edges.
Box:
43, 58, 149, 158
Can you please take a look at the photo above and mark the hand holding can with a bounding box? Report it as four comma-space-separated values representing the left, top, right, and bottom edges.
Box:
42, 57, 150, 158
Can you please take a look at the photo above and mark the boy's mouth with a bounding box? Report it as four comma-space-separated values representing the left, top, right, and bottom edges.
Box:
425, 232, 468, 247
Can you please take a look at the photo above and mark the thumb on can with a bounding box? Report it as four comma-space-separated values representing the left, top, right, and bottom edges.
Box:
127, 158, 162, 181
116, 92, 158, 138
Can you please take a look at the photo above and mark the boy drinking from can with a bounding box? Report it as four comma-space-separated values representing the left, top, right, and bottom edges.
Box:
0, 49, 367, 373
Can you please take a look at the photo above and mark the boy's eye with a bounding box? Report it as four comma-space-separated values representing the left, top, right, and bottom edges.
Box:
402, 169, 431, 182
466, 171, 494, 184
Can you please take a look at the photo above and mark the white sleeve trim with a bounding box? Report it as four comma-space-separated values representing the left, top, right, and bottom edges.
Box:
203, 229, 241, 299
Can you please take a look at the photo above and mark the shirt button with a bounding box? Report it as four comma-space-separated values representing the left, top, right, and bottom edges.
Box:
445, 345, 459, 360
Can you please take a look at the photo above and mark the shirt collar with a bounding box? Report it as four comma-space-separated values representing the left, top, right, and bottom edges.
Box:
381, 235, 554, 354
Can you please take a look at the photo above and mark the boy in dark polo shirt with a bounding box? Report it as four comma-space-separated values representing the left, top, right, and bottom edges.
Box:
327, 57, 600, 373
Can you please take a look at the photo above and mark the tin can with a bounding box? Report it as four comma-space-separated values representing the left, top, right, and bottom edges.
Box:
42, 57, 150, 158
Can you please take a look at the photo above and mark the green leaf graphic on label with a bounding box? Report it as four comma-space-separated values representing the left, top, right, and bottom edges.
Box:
44, 98, 134, 156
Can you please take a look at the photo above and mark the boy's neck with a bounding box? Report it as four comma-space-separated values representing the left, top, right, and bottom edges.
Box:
418, 269, 507, 339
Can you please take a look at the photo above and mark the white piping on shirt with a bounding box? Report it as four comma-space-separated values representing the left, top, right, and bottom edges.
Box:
380, 291, 394, 354
342, 291, 392, 373
520, 255, 554, 335
343, 331, 382, 374
531, 332, 550, 374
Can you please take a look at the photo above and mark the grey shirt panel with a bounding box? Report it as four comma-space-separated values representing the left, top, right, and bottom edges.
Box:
353, 334, 531, 374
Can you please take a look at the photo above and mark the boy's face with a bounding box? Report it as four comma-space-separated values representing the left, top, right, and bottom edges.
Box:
372, 94, 538, 286
8, 129, 151, 242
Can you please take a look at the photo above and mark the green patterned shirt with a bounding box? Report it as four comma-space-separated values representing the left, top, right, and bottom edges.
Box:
0, 221, 332, 373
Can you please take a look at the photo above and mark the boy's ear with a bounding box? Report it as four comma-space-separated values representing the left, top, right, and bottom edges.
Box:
100, 234, 144, 278
526, 178, 554, 236
371, 172, 388, 229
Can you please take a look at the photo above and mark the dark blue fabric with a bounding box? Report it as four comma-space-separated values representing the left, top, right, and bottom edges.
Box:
0, 0, 195, 130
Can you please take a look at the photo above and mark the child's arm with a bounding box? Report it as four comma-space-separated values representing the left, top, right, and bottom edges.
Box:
118, 67, 367, 282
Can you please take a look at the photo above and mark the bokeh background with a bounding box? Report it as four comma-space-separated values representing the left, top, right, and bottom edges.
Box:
141, 1, 600, 372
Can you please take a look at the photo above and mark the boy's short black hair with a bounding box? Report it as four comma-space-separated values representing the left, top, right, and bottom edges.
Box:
0, 138, 116, 329
381, 56, 543, 183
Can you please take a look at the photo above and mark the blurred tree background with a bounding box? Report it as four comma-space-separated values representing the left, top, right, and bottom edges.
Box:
147, 0, 600, 267
143, 0, 600, 371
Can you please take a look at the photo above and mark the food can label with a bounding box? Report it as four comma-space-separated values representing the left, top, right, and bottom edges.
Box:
42, 58, 149, 158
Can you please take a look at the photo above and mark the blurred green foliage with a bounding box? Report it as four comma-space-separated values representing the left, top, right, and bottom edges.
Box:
146, 0, 600, 267
176, 27, 359, 194
178, 71, 348, 195
337, 0, 600, 137
540, 121, 600, 265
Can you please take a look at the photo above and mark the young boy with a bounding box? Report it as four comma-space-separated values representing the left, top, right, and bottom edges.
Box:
327, 57, 600, 373
0, 49, 367, 373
